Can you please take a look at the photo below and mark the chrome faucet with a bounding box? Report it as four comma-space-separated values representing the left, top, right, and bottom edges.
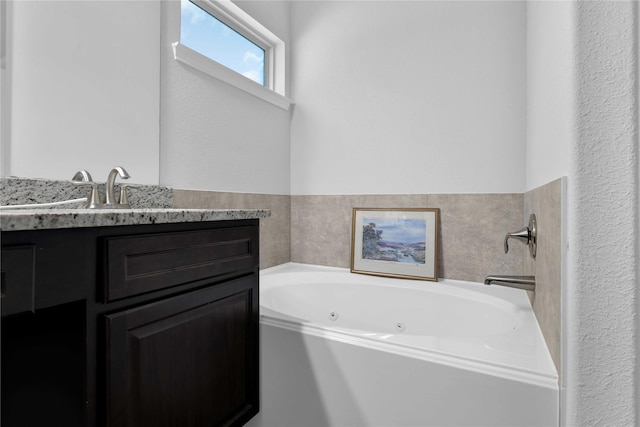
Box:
484, 275, 535, 291
105, 166, 130, 207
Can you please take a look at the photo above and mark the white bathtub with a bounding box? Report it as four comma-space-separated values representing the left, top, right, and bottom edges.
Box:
248, 263, 558, 427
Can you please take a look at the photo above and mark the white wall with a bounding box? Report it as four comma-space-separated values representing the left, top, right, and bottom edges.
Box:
5, 1, 161, 185
290, 1, 526, 195
159, 0, 291, 194
526, 1, 572, 191
565, 2, 639, 425
3, 0, 291, 194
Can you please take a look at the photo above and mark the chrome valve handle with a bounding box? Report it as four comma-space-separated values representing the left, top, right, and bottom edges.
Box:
504, 214, 537, 259
504, 227, 530, 253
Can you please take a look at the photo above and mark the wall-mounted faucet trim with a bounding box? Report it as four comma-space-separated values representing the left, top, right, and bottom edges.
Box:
504, 213, 537, 259
485, 214, 538, 292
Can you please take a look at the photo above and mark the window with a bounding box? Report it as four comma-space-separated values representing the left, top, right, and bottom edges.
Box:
173, 0, 290, 109
180, 0, 265, 86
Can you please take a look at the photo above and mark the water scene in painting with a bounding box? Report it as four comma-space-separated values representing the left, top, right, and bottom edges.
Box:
362, 217, 427, 264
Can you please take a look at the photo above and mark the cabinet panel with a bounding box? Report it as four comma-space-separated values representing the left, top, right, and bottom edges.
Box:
1, 245, 35, 316
105, 274, 259, 427
1, 301, 86, 427
103, 226, 258, 302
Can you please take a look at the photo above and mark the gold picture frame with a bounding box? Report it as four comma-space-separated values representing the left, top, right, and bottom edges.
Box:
351, 208, 439, 281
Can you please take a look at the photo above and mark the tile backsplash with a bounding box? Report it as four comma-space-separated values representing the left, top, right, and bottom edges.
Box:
291, 193, 524, 283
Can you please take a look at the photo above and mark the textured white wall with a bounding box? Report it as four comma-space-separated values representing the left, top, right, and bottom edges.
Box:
526, 1, 572, 191
159, 0, 291, 194
6, 1, 161, 185
566, 2, 638, 425
290, 1, 526, 195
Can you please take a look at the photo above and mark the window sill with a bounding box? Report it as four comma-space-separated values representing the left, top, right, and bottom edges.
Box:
172, 42, 292, 111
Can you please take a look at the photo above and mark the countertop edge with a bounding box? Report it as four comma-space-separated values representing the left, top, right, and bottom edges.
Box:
0, 208, 271, 231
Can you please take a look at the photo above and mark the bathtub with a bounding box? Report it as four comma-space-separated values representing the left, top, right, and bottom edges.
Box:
248, 263, 558, 427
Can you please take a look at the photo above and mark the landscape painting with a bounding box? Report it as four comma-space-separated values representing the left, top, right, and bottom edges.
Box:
351, 208, 439, 281
361, 217, 426, 264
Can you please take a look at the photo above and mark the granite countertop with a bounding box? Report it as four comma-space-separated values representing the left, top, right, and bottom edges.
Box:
0, 208, 271, 231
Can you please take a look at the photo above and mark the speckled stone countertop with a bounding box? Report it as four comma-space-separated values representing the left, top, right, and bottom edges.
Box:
1, 177, 271, 231
1, 208, 271, 231
1, 176, 174, 208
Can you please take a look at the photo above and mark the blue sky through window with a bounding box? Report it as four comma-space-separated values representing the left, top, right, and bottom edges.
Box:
180, 0, 265, 86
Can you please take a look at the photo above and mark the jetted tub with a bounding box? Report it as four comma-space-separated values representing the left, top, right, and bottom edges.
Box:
248, 263, 559, 427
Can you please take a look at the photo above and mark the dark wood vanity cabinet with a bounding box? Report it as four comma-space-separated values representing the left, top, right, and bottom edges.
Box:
1, 219, 260, 427
106, 276, 256, 427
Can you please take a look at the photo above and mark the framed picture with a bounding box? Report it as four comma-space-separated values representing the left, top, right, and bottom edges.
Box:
351, 208, 439, 281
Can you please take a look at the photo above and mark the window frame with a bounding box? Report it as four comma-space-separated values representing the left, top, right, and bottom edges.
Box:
173, 0, 290, 110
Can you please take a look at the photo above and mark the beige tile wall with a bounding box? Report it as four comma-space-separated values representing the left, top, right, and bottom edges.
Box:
172, 190, 290, 269
291, 193, 524, 283
523, 178, 564, 375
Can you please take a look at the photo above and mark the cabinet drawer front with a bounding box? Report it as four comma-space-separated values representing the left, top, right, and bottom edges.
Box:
103, 226, 258, 301
1, 245, 35, 316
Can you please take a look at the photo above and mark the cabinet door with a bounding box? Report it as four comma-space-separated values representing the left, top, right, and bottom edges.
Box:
105, 275, 258, 427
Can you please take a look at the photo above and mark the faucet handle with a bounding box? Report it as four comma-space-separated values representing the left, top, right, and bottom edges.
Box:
118, 185, 135, 208
118, 184, 145, 208
504, 214, 537, 258
504, 227, 530, 253
71, 170, 102, 208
